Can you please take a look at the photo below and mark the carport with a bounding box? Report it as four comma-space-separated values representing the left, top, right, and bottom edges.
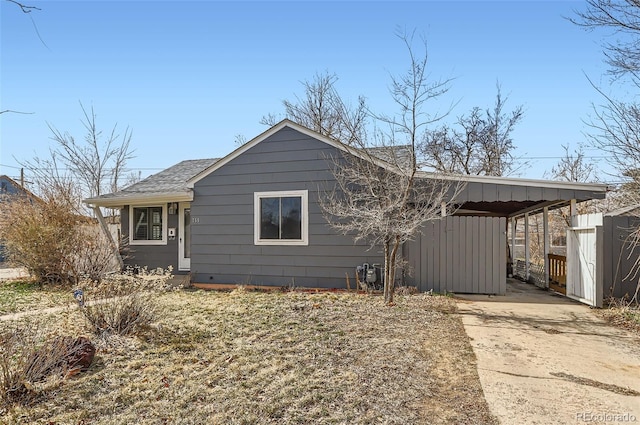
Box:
404, 174, 609, 302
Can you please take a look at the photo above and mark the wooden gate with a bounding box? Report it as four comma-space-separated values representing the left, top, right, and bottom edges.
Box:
566, 213, 603, 307
405, 216, 507, 295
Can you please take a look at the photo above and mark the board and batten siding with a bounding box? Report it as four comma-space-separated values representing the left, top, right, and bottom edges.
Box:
602, 215, 640, 299
190, 126, 381, 288
405, 216, 507, 295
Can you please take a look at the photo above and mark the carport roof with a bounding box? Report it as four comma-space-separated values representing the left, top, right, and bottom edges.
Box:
434, 174, 610, 218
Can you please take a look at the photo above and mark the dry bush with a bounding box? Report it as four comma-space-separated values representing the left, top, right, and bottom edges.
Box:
0, 196, 120, 286
79, 267, 173, 337
0, 196, 80, 285
70, 225, 122, 283
0, 327, 94, 406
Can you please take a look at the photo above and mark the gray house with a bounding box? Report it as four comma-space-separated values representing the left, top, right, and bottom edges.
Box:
85, 120, 608, 295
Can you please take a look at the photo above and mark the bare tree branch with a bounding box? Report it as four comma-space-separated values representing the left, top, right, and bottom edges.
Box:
5, 0, 48, 49
5, 0, 40, 13
0, 109, 34, 115
18, 102, 135, 215
421, 82, 525, 176
318, 31, 463, 305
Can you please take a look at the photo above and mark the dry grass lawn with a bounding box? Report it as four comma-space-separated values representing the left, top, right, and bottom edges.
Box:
0, 288, 497, 424
0, 280, 70, 316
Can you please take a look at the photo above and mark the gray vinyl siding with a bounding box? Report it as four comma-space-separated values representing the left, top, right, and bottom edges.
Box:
121, 204, 180, 272
190, 127, 381, 288
404, 216, 507, 294
602, 215, 640, 299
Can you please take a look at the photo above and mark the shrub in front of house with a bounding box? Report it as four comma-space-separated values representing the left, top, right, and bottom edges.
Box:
0, 196, 120, 286
78, 266, 173, 338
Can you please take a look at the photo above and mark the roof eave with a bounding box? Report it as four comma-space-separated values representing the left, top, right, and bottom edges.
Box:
417, 171, 610, 192
83, 191, 193, 208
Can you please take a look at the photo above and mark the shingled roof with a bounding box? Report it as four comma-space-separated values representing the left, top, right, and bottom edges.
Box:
85, 158, 219, 207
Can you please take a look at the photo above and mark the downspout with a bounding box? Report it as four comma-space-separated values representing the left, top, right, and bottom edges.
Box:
92, 205, 124, 269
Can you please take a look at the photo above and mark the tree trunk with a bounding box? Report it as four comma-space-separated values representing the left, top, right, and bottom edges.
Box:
384, 235, 401, 305
383, 241, 390, 302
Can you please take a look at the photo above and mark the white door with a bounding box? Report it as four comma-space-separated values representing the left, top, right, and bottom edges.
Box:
178, 203, 191, 271
566, 213, 603, 307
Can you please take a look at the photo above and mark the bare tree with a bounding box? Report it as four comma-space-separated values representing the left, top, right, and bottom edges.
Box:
19, 102, 134, 214
550, 143, 597, 183
421, 83, 524, 176
319, 31, 462, 305
261, 71, 369, 145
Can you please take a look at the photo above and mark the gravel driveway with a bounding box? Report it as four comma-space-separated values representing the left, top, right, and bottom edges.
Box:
456, 279, 640, 425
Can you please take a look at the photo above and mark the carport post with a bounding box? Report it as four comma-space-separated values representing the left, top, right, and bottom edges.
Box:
543, 206, 550, 288
524, 212, 530, 281
510, 217, 516, 276
570, 199, 577, 220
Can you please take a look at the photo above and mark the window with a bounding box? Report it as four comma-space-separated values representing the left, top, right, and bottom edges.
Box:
254, 190, 308, 245
129, 205, 167, 245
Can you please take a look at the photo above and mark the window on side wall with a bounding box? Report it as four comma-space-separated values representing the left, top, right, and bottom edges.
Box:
130, 205, 167, 245
254, 190, 308, 246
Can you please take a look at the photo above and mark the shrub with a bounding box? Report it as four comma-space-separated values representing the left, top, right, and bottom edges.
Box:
0, 196, 121, 286
79, 266, 173, 337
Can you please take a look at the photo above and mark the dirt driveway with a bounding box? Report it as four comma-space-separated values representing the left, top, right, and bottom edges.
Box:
456, 279, 640, 425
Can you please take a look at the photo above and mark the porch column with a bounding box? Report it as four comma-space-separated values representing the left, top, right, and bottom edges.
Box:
543, 206, 550, 288
569, 199, 577, 224
440, 201, 447, 217
524, 212, 530, 281
510, 217, 516, 277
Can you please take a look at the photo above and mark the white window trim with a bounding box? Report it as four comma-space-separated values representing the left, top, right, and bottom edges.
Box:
254, 190, 308, 246
129, 204, 168, 246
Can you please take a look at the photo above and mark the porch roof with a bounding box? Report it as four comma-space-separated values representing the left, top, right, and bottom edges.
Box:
84, 158, 219, 208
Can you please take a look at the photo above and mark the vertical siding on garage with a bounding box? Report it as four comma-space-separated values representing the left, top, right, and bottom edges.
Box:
406, 216, 506, 294
603, 215, 640, 299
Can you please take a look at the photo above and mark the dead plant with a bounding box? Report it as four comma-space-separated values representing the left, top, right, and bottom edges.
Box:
0, 326, 95, 406
78, 266, 172, 337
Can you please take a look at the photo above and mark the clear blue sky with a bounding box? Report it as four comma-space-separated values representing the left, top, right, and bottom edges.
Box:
0, 1, 618, 184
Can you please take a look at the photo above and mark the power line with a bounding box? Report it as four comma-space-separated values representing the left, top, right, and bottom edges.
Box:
0, 164, 165, 172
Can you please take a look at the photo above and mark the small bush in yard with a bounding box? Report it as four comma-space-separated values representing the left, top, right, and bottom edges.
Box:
0, 327, 95, 406
0, 195, 120, 286
79, 266, 173, 337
